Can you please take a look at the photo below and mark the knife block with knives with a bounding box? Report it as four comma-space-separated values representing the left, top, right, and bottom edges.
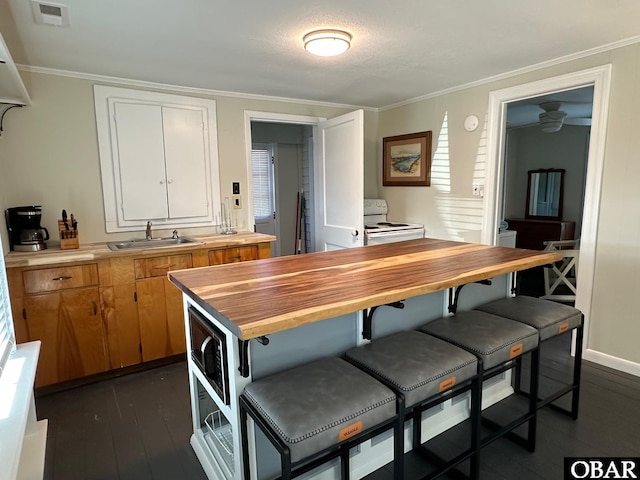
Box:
59, 209, 79, 249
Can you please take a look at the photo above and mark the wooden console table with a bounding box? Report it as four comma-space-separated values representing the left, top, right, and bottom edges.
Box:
505, 218, 576, 251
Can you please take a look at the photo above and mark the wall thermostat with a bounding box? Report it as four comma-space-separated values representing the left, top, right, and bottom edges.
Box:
464, 114, 479, 132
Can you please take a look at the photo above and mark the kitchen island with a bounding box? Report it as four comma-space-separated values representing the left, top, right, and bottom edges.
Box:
168, 238, 561, 480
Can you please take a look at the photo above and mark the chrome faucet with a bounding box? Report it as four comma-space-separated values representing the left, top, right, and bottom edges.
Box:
145, 221, 152, 240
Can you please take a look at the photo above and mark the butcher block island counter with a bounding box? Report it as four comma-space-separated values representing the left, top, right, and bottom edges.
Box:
168, 238, 561, 480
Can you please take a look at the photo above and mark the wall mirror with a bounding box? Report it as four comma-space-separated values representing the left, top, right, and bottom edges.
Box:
525, 168, 565, 220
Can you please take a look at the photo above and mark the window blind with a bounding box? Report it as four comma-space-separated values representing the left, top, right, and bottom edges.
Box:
251, 147, 273, 220
0, 236, 16, 378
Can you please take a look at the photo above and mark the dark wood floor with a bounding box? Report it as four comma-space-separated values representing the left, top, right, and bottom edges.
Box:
36, 361, 207, 480
36, 337, 640, 480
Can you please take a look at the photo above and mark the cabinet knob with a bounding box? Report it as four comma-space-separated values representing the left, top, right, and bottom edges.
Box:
351, 229, 359, 237
167, 179, 174, 184
159, 180, 165, 185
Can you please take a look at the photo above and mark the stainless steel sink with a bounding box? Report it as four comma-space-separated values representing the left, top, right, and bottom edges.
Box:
106, 237, 199, 251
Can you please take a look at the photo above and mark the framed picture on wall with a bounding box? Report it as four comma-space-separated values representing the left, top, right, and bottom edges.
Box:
382, 131, 432, 186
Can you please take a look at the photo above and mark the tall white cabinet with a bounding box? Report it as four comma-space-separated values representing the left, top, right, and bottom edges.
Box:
94, 85, 221, 233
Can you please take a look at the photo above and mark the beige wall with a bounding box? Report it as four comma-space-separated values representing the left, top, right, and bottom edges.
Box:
377, 43, 640, 368
2, 42, 640, 370
0, 72, 378, 248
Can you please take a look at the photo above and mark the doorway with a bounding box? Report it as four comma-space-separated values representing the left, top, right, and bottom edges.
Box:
483, 65, 612, 352
502, 86, 594, 299
244, 109, 365, 256
244, 111, 324, 257
250, 124, 313, 257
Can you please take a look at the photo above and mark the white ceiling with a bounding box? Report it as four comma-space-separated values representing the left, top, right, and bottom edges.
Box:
507, 86, 594, 128
2, 0, 640, 109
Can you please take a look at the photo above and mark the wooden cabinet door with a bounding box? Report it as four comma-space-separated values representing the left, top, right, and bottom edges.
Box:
209, 245, 258, 265
24, 287, 108, 387
101, 283, 142, 369
136, 277, 186, 362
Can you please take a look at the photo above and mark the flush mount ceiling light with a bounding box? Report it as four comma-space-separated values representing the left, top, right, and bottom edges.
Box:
303, 29, 351, 57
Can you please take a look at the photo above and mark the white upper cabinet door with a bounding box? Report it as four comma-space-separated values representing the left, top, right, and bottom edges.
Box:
162, 107, 210, 219
113, 102, 169, 220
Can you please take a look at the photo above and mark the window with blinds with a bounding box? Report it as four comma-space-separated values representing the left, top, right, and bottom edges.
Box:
0, 237, 16, 378
251, 145, 274, 220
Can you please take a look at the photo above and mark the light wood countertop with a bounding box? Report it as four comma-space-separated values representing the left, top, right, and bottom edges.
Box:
168, 238, 562, 340
4, 232, 276, 268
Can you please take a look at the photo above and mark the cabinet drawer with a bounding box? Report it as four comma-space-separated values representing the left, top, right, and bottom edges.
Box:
23, 264, 99, 294
134, 253, 193, 279
208, 245, 258, 265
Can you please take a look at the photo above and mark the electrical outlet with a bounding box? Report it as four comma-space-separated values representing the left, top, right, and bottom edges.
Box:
232, 182, 240, 195
232, 195, 241, 209
472, 184, 484, 197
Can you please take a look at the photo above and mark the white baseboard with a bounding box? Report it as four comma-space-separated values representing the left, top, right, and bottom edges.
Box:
583, 349, 640, 377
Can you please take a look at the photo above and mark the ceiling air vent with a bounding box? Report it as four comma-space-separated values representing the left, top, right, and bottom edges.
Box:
31, 1, 70, 27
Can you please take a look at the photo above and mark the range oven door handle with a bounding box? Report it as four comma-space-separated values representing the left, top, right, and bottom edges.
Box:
366, 228, 424, 239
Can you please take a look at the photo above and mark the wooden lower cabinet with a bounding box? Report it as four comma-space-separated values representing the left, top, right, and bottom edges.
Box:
101, 283, 141, 369
24, 287, 109, 387
209, 245, 259, 264
134, 252, 192, 361
8, 240, 272, 388
136, 276, 186, 361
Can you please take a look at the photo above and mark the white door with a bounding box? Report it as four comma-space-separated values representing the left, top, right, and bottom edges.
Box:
314, 110, 364, 251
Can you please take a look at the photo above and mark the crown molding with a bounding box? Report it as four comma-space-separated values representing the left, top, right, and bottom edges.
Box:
379, 35, 640, 111
16, 34, 640, 113
17, 64, 378, 112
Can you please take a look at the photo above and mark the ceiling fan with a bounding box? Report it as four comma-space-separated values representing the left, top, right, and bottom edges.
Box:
539, 101, 591, 133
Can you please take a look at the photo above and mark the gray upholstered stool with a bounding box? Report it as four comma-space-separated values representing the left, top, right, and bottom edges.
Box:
239, 356, 402, 480
345, 330, 481, 479
475, 295, 583, 418
419, 310, 540, 452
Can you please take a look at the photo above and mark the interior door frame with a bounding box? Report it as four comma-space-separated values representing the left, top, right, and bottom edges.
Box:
482, 64, 612, 354
243, 111, 326, 242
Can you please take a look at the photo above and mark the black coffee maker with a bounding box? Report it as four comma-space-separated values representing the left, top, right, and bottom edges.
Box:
5, 206, 50, 251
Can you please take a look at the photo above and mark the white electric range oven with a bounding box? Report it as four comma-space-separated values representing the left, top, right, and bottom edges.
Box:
363, 199, 425, 245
